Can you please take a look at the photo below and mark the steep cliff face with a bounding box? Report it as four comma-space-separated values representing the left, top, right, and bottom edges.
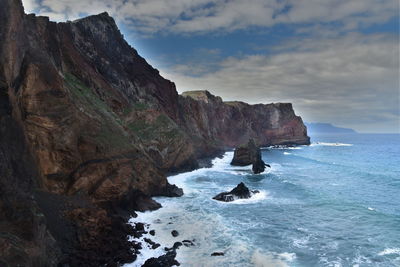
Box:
0, 0, 309, 265
179, 90, 309, 156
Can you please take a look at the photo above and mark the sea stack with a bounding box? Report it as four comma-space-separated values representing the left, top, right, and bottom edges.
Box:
231, 139, 270, 174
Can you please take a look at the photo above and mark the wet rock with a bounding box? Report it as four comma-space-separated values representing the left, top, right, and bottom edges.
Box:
213, 182, 259, 202
163, 183, 184, 197
149, 230, 155, 236
142, 251, 180, 267
144, 238, 160, 250
135, 223, 145, 232
173, 242, 183, 249
152, 243, 161, 249
252, 158, 266, 174
171, 230, 179, 237
182, 240, 195, 247
211, 252, 224, 256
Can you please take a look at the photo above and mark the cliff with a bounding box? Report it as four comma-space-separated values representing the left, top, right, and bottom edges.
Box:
0, 0, 309, 265
179, 90, 309, 155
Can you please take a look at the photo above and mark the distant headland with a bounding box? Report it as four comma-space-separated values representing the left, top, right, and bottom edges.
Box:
305, 122, 357, 134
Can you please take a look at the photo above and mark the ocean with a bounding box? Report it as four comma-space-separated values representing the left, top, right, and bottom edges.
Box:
126, 133, 400, 267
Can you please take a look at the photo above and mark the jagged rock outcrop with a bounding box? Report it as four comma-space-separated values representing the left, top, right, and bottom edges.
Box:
231, 139, 270, 174
0, 0, 309, 265
213, 182, 259, 202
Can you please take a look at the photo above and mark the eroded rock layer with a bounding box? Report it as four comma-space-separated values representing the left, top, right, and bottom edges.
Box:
0, 0, 309, 265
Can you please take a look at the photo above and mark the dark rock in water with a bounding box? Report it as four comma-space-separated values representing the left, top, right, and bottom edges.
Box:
230, 139, 258, 166
182, 240, 195, 247
142, 251, 180, 267
135, 222, 145, 232
163, 183, 184, 197
173, 242, 183, 249
144, 238, 160, 250
231, 139, 270, 174
252, 158, 265, 174
171, 230, 179, 237
152, 243, 161, 249
213, 182, 259, 202
211, 252, 224, 256
149, 230, 156, 236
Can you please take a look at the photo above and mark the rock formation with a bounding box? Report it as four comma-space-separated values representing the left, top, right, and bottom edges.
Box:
213, 182, 259, 202
0, 0, 309, 265
231, 139, 270, 174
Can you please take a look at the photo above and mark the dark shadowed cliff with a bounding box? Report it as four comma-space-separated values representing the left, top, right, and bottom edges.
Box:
0, 0, 309, 265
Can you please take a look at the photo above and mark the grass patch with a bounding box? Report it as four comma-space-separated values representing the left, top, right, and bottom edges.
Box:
64, 73, 131, 149
127, 114, 182, 141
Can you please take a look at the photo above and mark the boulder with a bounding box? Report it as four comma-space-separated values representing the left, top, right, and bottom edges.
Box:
142, 251, 180, 267
231, 139, 269, 174
213, 182, 259, 202
171, 230, 179, 237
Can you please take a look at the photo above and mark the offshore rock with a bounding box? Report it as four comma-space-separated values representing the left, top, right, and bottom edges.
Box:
231, 139, 269, 174
213, 182, 258, 202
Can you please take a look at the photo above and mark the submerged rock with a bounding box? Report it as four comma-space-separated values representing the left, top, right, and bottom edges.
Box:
231, 139, 270, 174
182, 240, 195, 247
211, 252, 224, 256
213, 182, 259, 202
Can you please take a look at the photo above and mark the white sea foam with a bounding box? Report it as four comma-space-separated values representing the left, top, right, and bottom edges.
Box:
283, 152, 291, 155
367, 207, 375, 211
215, 190, 270, 205
251, 250, 296, 267
310, 142, 353, 147
268, 146, 302, 150
292, 236, 309, 248
378, 248, 400, 256
125, 151, 291, 266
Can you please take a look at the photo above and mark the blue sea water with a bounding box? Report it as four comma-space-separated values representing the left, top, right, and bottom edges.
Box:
127, 134, 400, 267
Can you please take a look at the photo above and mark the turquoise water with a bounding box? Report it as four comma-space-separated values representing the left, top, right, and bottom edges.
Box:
128, 134, 400, 267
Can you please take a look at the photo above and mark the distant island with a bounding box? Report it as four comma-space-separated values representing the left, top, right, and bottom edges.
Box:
305, 122, 357, 134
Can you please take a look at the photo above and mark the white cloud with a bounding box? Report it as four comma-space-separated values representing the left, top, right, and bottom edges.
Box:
22, 0, 398, 34
159, 33, 399, 132
22, 0, 38, 13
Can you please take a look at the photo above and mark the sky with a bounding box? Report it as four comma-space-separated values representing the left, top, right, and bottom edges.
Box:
22, 0, 400, 133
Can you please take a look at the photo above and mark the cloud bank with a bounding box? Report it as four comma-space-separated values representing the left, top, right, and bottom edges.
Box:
160, 33, 399, 132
